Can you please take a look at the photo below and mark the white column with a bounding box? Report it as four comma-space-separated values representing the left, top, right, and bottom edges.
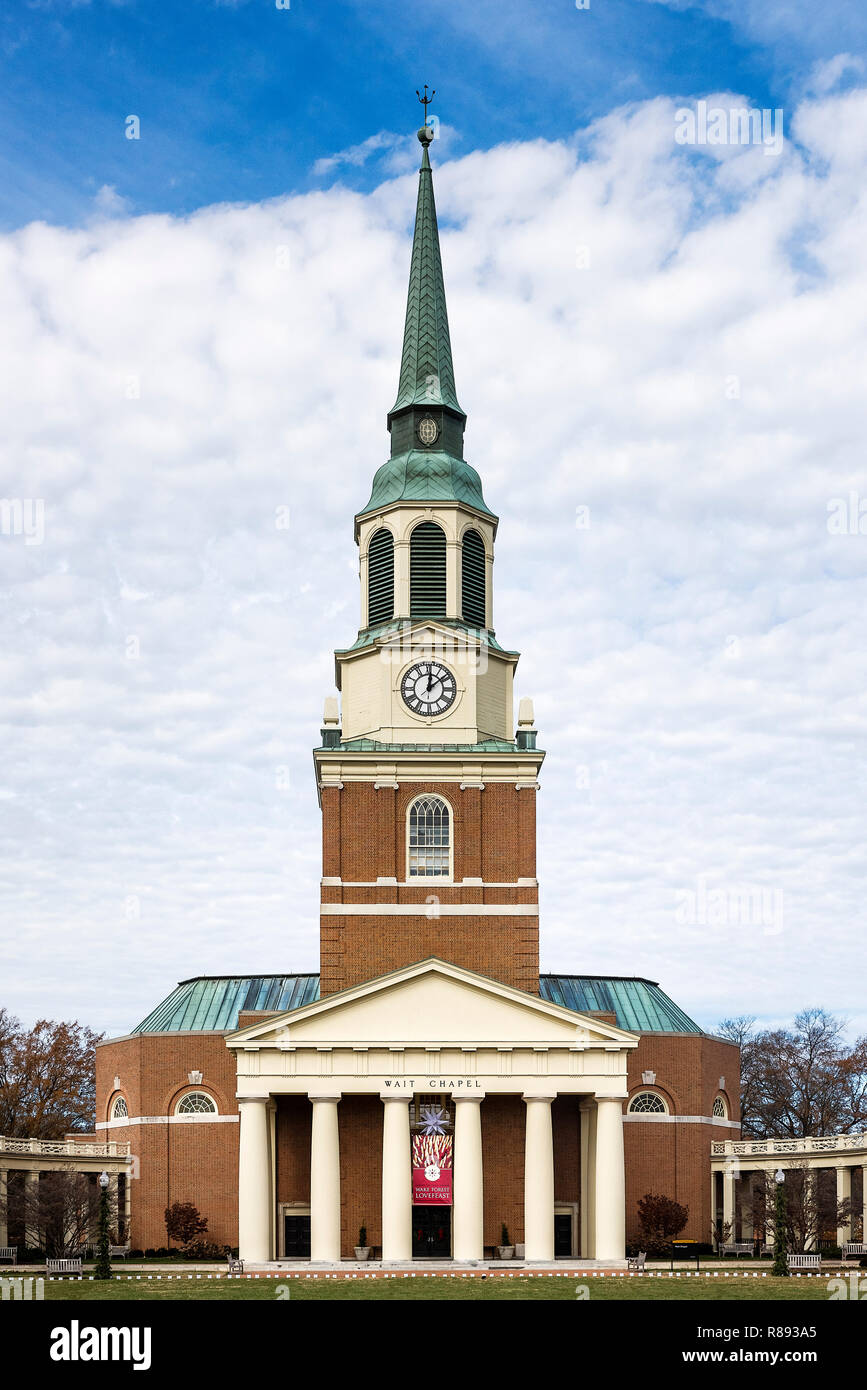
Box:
310, 1095, 341, 1263
837, 1166, 852, 1248
524, 1095, 555, 1262
594, 1097, 626, 1262
453, 1096, 484, 1262
446, 540, 460, 619
237, 1096, 272, 1264
0, 1168, 7, 1248
24, 1170, 40, 1250
722, 1160, 735, 1243
381, 1096, 412, 1262
579, 1101, 591, 1258
123, 1166, 132, 1244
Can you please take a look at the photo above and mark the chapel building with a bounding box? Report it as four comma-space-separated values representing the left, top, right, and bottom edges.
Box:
95, 120, 741, 1264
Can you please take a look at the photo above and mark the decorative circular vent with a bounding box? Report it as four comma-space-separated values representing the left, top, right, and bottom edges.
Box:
418, 416, 438, 445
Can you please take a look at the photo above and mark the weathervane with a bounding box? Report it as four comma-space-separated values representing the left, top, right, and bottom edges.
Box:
416, 83, 435, 133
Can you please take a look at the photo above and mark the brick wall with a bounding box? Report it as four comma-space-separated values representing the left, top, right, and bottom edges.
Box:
96, 1032, 239, 1252
624, 1034, 741, 1245
320, 781, 539, 995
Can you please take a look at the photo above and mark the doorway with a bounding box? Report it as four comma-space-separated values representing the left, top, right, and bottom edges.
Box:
283, 1212, 311, 1259
412, 1206, 451, 1258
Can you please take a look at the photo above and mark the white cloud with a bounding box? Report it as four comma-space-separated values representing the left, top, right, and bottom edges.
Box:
2, 90, 866, 1040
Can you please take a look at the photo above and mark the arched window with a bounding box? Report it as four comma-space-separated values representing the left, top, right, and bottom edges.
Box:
461, 529, 486, 628
408, 795, 451, 878
410, 522, 446, 620
367, 527, 394, 626
628, 1092, 668, 1115
713, 1095, 728, 1119
175, 1092, 217, 1116
111, 1096, 128, 1121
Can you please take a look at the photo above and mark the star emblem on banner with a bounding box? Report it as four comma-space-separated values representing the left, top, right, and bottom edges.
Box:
418, 1105, 450, 1135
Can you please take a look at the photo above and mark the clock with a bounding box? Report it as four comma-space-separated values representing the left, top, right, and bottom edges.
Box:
418, 416, 438, 446
400, 661, 457, 716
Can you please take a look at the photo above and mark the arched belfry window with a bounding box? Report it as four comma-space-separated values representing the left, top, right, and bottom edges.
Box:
410, 522, 447, 620
408, 795, 451, 878
461, 529, 486, 628
367, 528, 394, 626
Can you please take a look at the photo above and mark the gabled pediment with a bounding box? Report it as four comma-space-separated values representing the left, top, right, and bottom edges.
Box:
226, 958, 638, 1051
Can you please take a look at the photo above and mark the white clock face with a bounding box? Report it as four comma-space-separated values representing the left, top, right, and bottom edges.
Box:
401, 661, 457, 716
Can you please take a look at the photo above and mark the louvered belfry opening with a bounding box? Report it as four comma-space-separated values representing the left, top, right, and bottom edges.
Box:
367, 527, 394, 625
410, 521, 447, 619
461, 528, 486, 627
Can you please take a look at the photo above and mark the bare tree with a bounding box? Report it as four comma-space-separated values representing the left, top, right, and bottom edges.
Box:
750, 1165, 856, 1253
2, 1170, 116, 1256
718, 1009, 867, 1138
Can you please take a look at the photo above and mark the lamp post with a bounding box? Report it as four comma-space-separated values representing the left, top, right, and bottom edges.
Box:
771, 1168, 788, 1277
95, 1170, 112, 1281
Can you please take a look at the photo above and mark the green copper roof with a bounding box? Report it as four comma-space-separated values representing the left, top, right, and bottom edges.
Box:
539, 976, 703, 1034
131, 974, 319, 1034
337, 618, 511, 656
356, 130, 493, 522
360, 449, 493, 517
317, 738, 524, 754
390, 140, 462, 417
129, 972, 702, 1035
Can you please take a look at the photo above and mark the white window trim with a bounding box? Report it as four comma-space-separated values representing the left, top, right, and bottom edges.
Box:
110, 1096, 128, 1121
405, 793, 454, 883
627, 1090, 670, 1116
174, 1090, 219, 1117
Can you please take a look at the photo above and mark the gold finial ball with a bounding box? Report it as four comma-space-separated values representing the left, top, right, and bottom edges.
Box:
417, 124, 433, 146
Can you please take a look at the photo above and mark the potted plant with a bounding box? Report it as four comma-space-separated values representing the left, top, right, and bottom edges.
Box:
514, 1240, 525, 1259
354, 1224, 371, 1261
498, 1223, 514, 1261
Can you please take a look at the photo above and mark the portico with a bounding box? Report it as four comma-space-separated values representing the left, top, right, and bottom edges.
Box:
228, 957, 637, 1265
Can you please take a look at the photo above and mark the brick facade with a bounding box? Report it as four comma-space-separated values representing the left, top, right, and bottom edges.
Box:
320, 781, 539, 995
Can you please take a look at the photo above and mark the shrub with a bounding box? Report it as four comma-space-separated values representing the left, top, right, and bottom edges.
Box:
637, 1193, 689, 1256
183, 1240, 229, 1261
165, 1201, 208, 1251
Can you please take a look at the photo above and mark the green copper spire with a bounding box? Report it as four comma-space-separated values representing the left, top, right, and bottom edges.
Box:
357, 106, 493, 522
389, 124, 463, 418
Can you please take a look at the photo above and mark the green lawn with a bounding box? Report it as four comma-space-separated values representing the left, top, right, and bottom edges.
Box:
37, 1275, 835, 1301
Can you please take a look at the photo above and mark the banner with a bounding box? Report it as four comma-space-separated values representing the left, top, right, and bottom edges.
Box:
411, 1133, 453, 1205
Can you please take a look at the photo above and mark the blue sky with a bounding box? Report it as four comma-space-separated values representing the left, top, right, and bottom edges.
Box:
2, 0, 867, 1039
2, 0, 858, 229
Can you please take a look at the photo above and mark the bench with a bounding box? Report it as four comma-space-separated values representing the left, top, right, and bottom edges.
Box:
226, 1255, 245, 1274
721, 1243, 754, 1258
46, 1258, 83, 1276
109, 1245, 129, 1259
843, 1243, 866, 1259
0, 1247, 16, 1265
627, 1251, 647, 1271
787, 1253, 821, 1271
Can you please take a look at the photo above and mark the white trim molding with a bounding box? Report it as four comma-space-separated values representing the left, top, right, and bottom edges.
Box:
97, 1114, 240, 1130
624, 1113, 741, 1128
320, 903, 539, 916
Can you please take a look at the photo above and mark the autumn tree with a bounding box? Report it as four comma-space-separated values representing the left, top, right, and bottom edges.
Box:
717, 1009, 867, 1138
0, 1009, 103, 1138
637, 1193, 689, 1254
165, 1201, 209, 1251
